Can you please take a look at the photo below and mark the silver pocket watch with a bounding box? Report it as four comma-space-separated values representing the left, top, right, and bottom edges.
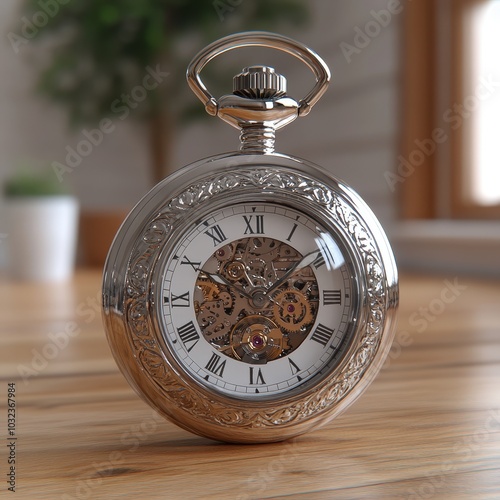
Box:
102, 32, 398, 443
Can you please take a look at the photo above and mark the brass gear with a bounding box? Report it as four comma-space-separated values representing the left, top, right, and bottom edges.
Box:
230, 315, 287, 362
195, 278, 235, 343
196, 278, 221, 301
215, 243, 234, 262
272, 288, 314, 333
224, 261, 246, 281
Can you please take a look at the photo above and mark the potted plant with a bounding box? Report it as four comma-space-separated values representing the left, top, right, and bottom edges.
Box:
4, 167, 79, 281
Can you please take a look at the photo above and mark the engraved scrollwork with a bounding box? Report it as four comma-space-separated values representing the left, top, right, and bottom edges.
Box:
142, 220, 172, 246
122, 166, 389, 430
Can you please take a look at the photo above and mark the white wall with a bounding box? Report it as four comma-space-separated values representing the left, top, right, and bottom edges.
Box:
0, 0, 402, 264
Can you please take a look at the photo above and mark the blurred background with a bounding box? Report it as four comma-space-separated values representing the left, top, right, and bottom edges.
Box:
0, 0, 499, 280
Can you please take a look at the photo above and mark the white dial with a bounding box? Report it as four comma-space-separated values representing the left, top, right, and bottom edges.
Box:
159, 202, 356, 399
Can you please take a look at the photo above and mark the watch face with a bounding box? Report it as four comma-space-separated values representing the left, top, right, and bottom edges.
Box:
159, 202, 357, 399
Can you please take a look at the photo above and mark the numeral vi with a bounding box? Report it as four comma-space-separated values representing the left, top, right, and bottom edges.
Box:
249, 367, 266, 385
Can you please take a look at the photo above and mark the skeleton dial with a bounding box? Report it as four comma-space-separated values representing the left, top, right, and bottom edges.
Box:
160, 203, 354, 399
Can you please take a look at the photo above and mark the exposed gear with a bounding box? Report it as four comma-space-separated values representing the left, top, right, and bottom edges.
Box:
215, 244, 234, 262
272, 288, 314, 333
196, 300, 230, 340
194, 236, 319, 361
246, 237, 279, 256
224, 261, 246, 281
230, 315, 287, 362
196, 278, 221, 301
194, 279, 235, 343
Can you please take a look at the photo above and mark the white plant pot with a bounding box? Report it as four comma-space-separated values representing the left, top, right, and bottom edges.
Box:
6, 196, 79, 282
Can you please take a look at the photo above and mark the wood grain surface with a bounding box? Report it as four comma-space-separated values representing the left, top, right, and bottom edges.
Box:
1, 270, 499, 499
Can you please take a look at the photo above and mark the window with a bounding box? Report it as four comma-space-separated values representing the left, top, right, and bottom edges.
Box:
459, 0, 500, 208
401, 0, 500, 219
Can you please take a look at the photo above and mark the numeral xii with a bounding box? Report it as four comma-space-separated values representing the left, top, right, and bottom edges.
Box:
243, 215, 264, 234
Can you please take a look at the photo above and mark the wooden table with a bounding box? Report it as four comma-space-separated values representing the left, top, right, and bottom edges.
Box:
1, 270, 499, 499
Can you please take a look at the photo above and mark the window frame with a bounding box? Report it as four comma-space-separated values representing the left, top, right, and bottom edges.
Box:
401, 0, 500, 220
450, 0, 500, 219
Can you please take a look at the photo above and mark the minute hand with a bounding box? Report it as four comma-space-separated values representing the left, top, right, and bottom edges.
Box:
265, 251, 319, 295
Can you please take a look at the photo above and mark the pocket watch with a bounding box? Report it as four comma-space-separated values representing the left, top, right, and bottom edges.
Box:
102, 32, 398, 444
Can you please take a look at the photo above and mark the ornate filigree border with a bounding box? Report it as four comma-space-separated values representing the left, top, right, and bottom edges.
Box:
123, 167, 387, 429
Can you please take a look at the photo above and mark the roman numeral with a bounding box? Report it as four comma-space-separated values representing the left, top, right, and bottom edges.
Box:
311, 323, 335, 347
312, 251, 325, 269
323, 289, 342, 305
171, 291, 190, 307
243, 215, 264, 234
249, 367, 266, 385
286, 223, 298, 242
204, 225, 227, 246
205, 352, 226, 377
180, 255, 201, 271
288, 358, 301, 381
177, 321, 200, 352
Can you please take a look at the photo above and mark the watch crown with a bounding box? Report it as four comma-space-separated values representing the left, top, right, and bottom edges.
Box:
233, 65, 287, 99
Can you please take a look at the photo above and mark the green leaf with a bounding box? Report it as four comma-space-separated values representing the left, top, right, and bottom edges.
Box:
4, 166, 69, 197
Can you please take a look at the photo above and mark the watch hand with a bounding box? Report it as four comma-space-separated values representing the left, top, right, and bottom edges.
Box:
265, 250, 319, 295
200, 271, 254, 300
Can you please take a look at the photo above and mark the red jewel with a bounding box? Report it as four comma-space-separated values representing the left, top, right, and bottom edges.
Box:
287, 304, 295, 313
252, 335, 264, 347
217, 249, 225, 257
